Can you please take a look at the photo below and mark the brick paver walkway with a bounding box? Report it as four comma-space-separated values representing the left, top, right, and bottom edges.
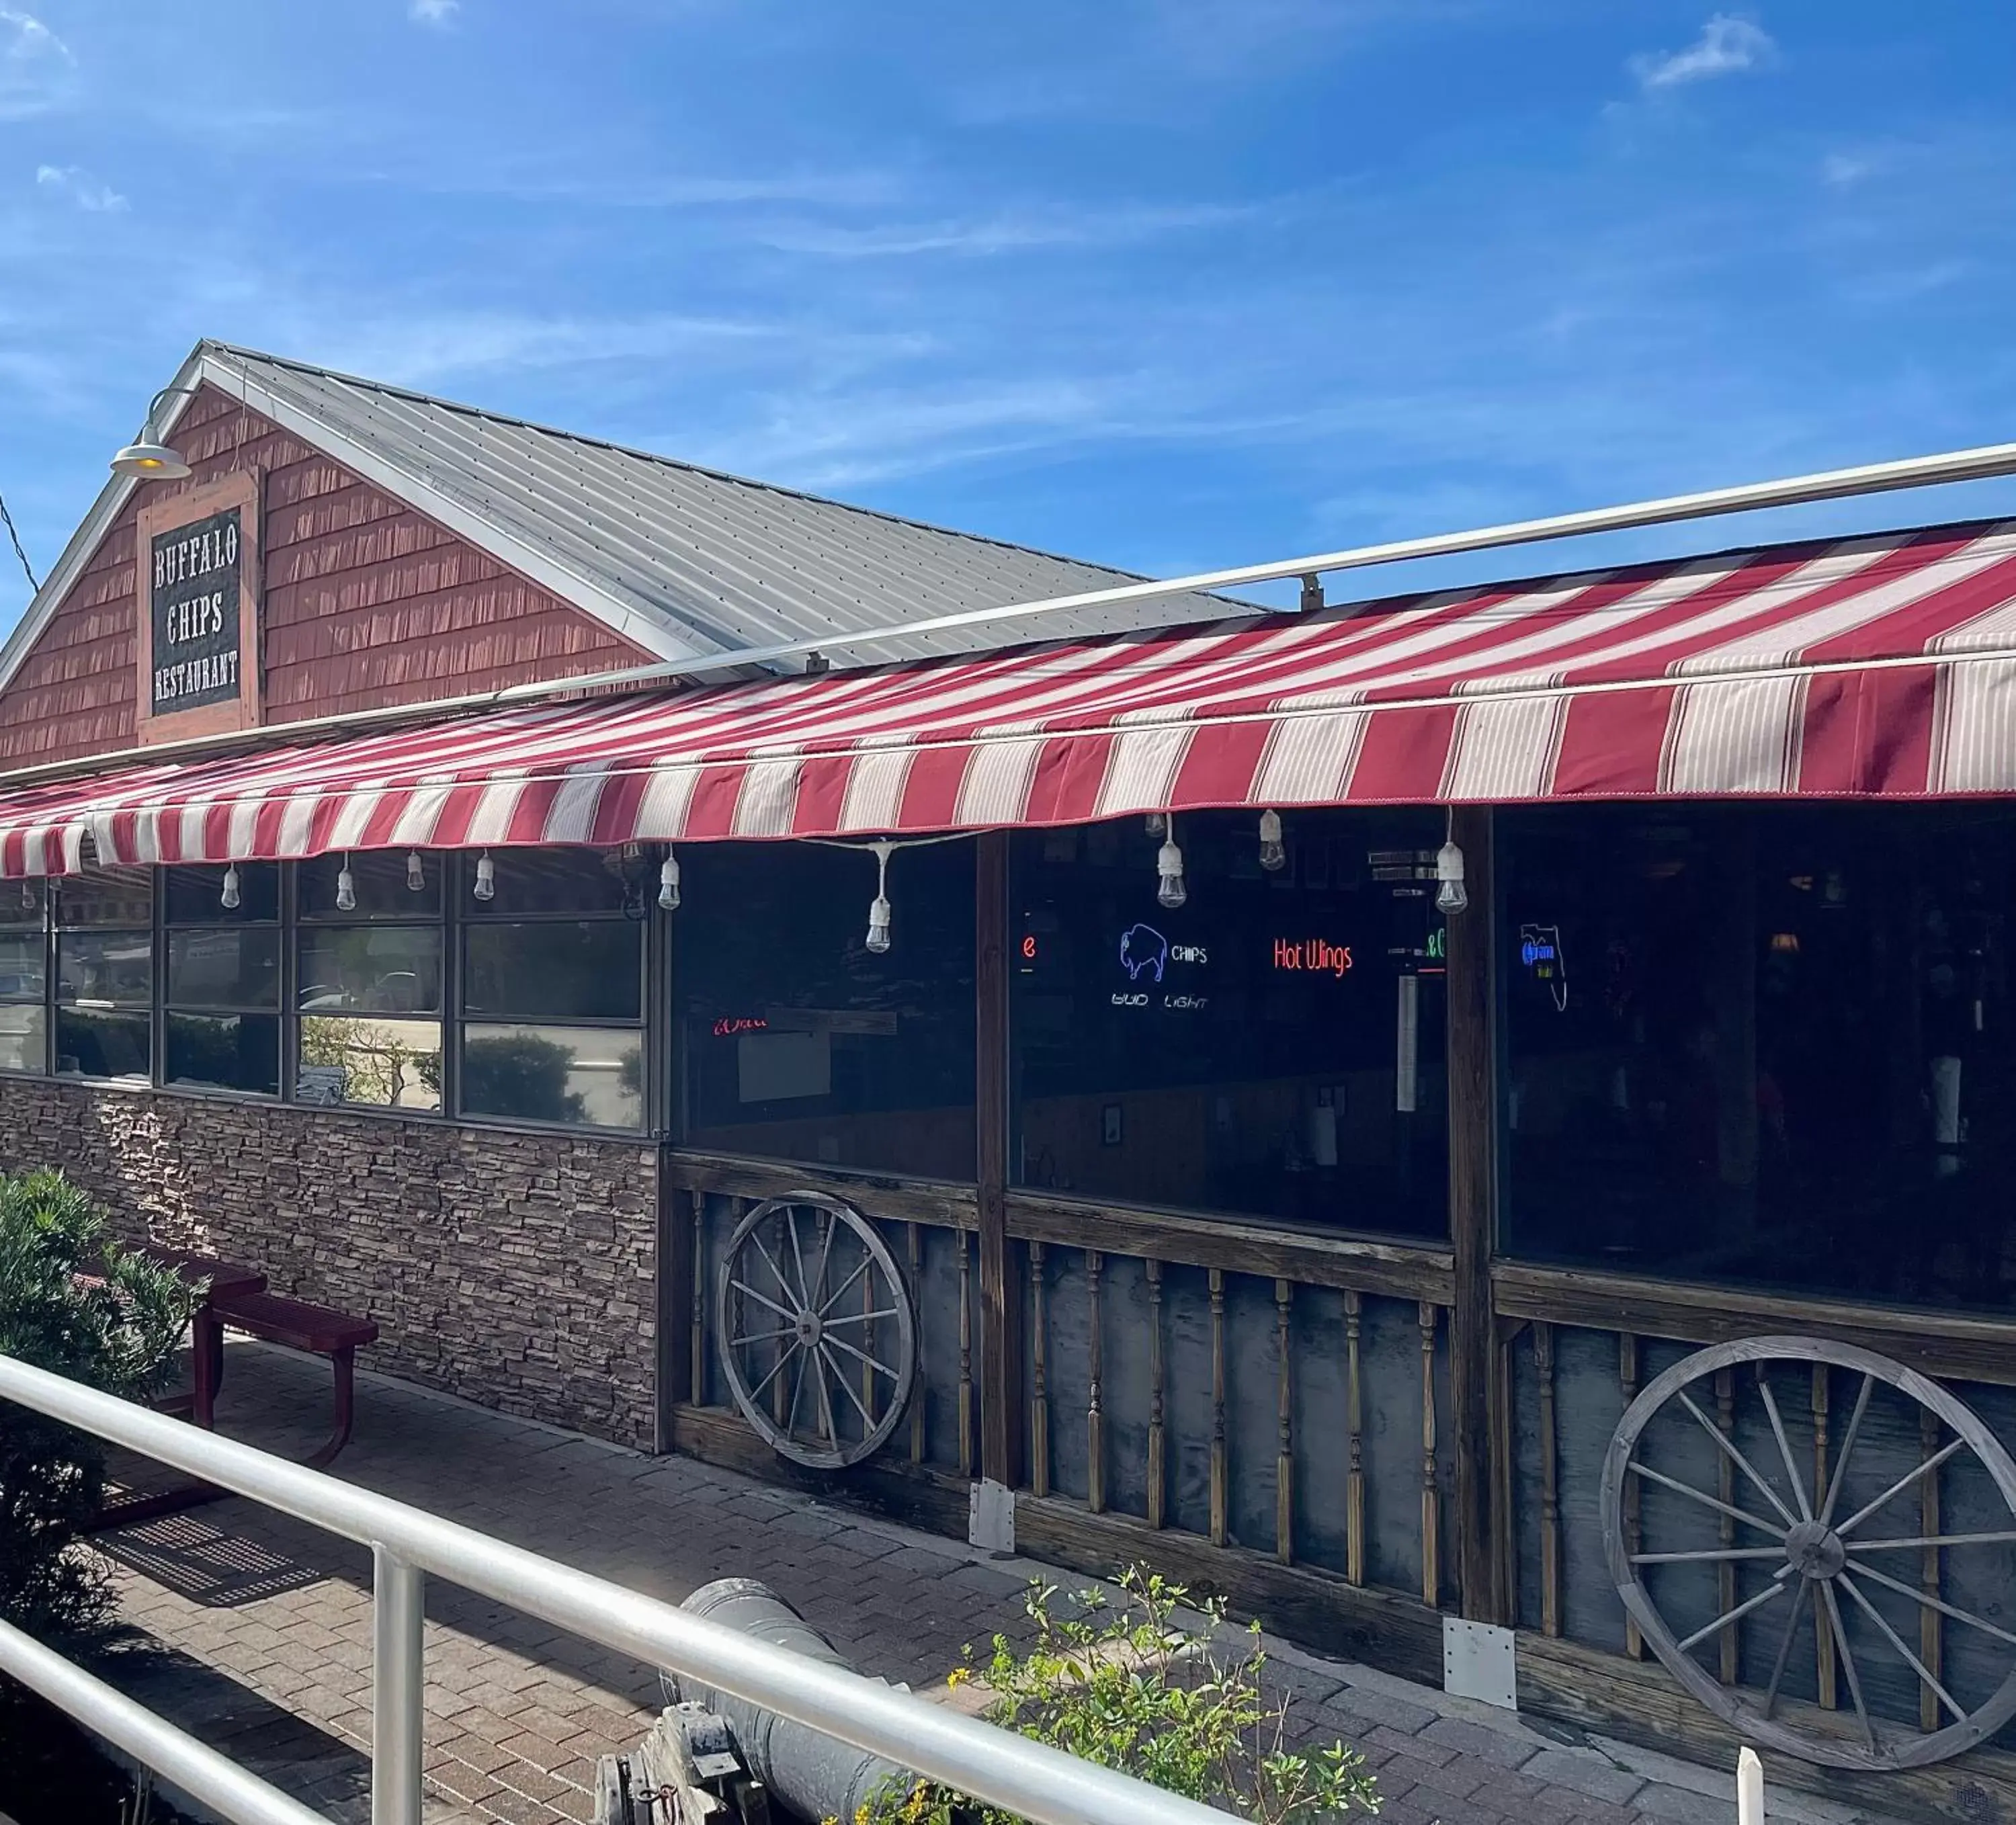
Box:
88, 1345, 1894, 1825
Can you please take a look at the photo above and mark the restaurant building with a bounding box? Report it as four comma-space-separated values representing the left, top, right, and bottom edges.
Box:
7, 340, 2016, 1818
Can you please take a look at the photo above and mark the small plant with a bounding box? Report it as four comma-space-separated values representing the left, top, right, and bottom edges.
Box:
0, 1170, 192, 1636
852, 1565, 1378, 1824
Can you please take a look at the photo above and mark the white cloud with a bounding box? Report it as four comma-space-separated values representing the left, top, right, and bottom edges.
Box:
1, 7, 70, 61
1630, 14, 1775, 90
34, 165, 127, 212
409, 0, 459, 24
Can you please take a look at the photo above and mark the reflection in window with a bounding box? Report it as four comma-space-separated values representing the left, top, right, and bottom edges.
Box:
1502, 804, 2016, 1311
462, 1023, 642, 1128
457, 847, 648, 1130
674, 841, 976, 1177
1009, 812, 1450, 1238
298, 1015, 443, 1112
55, 868, 151, 1082
0, 878, 45, 1075
163, 865, 280, 1095
297, 927, 442, 1015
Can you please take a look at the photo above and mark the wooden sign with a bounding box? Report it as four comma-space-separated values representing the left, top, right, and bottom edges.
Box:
134, 470, 261, 743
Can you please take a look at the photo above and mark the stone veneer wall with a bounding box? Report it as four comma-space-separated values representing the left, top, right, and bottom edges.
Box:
0, 1078, 659, 1448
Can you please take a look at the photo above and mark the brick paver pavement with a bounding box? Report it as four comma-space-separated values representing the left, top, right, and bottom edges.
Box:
87, 1345, 1897, 1825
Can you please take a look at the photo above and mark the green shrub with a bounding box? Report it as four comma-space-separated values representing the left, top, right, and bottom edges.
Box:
0, 1171, 192, 1636
855, 1566, 1378, 1824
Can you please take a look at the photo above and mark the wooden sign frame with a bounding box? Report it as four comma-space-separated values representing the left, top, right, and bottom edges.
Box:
134, 468, 262, 745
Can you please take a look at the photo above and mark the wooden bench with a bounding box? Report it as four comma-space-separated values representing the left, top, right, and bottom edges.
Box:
200, 1289, 380, 1470
127, 1244, 267, 1422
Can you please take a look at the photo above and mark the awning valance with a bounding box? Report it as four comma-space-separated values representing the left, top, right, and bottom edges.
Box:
8, 516, 2016, 878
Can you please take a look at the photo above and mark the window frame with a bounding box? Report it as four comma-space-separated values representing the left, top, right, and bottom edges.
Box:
52, 865, 156, 1087
159, 863, 283, 1099
0, 878, 52, 1078
450, 849, 653, 1134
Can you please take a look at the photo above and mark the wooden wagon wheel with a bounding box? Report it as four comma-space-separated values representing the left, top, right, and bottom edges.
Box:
715, 1192, 917, 1472
1603, 1334, 2016, 1771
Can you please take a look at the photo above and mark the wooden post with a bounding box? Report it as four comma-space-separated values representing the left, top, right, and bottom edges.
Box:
976, 831, 1024, 1488
1445, 803, 1505, 1622
654, 1149, 694, 1454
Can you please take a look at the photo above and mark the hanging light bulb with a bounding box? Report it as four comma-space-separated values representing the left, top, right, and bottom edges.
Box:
473, 851, 497, 902
1435, 831, 1469, 915
19, 880, 35, 917
406, 851, 425, 892
659, 849, 681, 911
220, 863, 242, 911
1144, 812, 1168, 839
865, 840, 894, 954
1258, 809, 1287, 873
335, 855, 357, 914
1156, 821, 1187, 910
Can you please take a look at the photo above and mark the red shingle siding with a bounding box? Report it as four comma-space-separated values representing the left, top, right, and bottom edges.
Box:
0, 386, 653, 767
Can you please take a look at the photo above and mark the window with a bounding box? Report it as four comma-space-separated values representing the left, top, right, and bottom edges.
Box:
673, 840, 976, 1177
458, 849, 646, 1130
1501, 802, 2016, 1311
295, 851, 443, 1112
54, 866, 153, 1083
1009, 811, 1449, 1238
0, 878, 48, 1074
163, 864, 280, 1095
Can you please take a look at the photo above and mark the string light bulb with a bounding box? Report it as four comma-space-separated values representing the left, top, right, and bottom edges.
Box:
406, 851, 425, 892
659, 849, 681, 911
1144, 812, 1168, 839
1258, 809, 1287, 873
19, 880, 35, 916
1435, 822, 1468, 915
220, 864, 242, 911
473, 851, 496, 902
865, 840, 894, 955
1156, 820, 1187, 910
334, 856, 357, 914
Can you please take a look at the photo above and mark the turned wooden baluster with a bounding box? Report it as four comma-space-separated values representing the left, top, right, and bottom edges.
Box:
1812, 1364, 1836, 1709
1715, 1367, 1739, 1685
1345, 1289, 1366, 1586
1146, 1258, 1167, 1531
957, 1228, 974, 1478
1209, 1267, 1229, 1547
1921, 1404, 1945, 1734
907, 1223, 925, 1465
1536, 1320, 1560, 1638
1419, 1302, 1440, 1609
1087, 1250, 1107, 1515
1030, 1240, 1050, 1498
688, 1189, 707, 1406
1619, 1332, 1644, 1658
1275, 1279, 1294, 1566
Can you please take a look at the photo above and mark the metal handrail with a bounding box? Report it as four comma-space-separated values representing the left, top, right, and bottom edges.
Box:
0, 1352, 1218, 1825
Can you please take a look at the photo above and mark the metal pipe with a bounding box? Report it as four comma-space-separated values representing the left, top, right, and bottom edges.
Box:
372, 1546, 426, 1825
0, 1613, 329, 1825
0, 1352, 1228, 1825
1, 435, 2013, 798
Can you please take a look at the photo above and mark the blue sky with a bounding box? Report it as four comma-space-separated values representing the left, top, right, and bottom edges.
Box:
2, 1, 2014, 634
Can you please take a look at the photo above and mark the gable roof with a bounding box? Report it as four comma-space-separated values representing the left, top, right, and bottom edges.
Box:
0, 340, 1238, 697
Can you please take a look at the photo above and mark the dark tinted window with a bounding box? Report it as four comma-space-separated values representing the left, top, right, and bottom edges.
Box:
297, 927, 442, 1014
168, 928, 280, 1009
165, 863, 279, 925
464, 847, 640, 917
1009, 810, 1449, 1237
674, 841, 976, 1178
299, 851, 443, 920
1502, 803, 2016, 1310
464, 922, 641, 1021
56, 867, 151, 927
166, 1012, 281, 1095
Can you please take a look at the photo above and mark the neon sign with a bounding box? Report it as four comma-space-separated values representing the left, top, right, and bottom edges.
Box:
712, 1016, 769, 1038
1272, 937, 1353, 978
1519, 923, 1568, 1012
1020, 935, 1038, 961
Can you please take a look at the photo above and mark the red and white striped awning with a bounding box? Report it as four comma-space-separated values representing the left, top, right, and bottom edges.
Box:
9, 516, 2016, 877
